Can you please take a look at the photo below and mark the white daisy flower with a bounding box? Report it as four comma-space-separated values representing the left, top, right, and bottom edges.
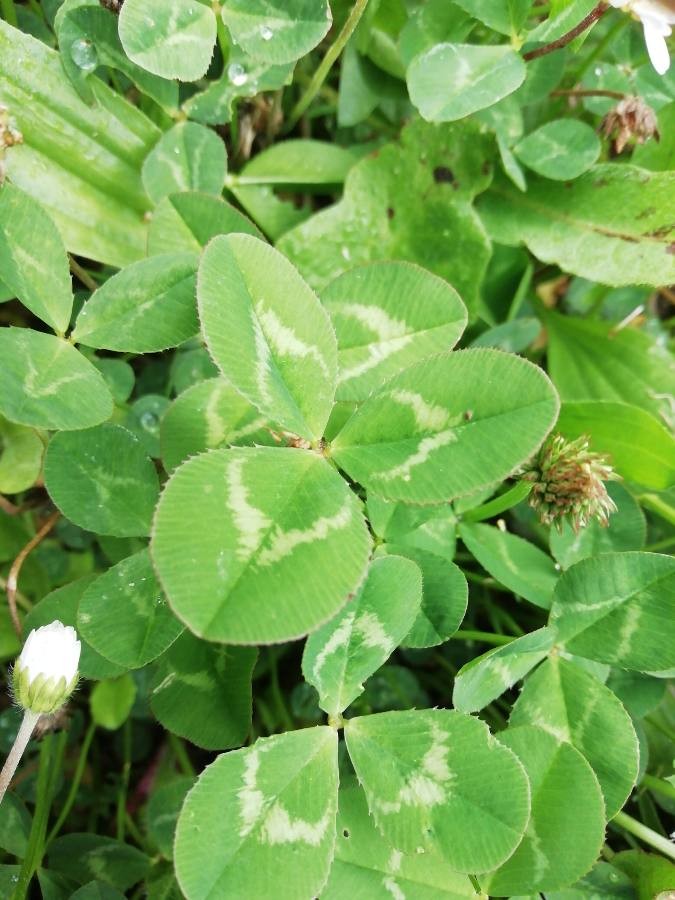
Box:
609, 0, 675, 74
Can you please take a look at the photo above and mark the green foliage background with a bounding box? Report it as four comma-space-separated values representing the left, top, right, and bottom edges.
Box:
0, 0, 674, 897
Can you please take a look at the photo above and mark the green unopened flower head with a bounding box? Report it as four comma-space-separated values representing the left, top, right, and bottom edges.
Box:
521, 434, 618, 532
12, 621, 81, 715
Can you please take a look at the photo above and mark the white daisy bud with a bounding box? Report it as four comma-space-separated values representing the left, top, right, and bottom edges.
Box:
12, 621, 81, 715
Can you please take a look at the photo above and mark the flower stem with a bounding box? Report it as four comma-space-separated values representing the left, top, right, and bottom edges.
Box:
285, 0, 370, 131
46, 719, 96, 845
0, 711, 40, 806
462, 482, 532, 523
523, 2, 608, 61
6, 510, 60, 638
116, 718, 132, 841
449, 630, 516, 647
612, 811, 675, 862
642, 773, 675, 803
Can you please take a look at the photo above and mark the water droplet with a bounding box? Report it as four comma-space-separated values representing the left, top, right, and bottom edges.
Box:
228, 63, 248, 87
341, 245, 351, 261
70, 38, 98, 73
140, 411, 158, 430
259, 25, 273, 41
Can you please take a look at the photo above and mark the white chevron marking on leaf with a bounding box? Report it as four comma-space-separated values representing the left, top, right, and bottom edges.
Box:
312, 610, 356, 682
261, 803, 331, 846
335, 303, 409, 341
257, 305, 329, 377
257, 499, 352, 566
339, 335, 413, 385
389, 390, 452, 431
238, 747, 265, 837
227, 456, 272, 560
383, 877, 406, 900
376, 429, 458, 484
378, 721, 455, 814
355, 610, 392, 652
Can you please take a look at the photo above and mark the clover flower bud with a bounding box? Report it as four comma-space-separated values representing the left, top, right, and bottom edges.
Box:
520, 434, 618, 532
12, 621, 81, 715
601, 96, 660, 154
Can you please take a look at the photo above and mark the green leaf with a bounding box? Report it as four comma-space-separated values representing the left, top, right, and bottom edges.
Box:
118, 0, 216, 81
44, 424, 160, 537
70, 883, 126, 900
151, 633, 255, 750
72, 254, 198, 353
236, 139, 359, 188
383, 545, 468, 649
408, 44, 526, 122
90, 674, 137, 730
146, 776, 195, 859
549, 552, 675, 672
0, 182, 73, 333
453, 627, 554, 713
0, 328, 113, 431
458, 522, 559, 609
160, 378, 273, 472
141, 123, 227, 204
220, 0, 332, 65
556, 401, 675, 490
321, 261, 467, 402
368, 495, 457, 561
124, 394, 170, 458
147, 192, 261, 257
57, 4, 179, 112
613, 849, 675, 900
197, 234, 338, 441
151, 447, 371, 644
302, 556, 423, 716
542, 312, 675, 423
0, 416, 43, 494
24, 577, 125, 680
184, 47, 294, 126
478, 167, 675, 288
345, 709, 530, 873
454, 0, 532, 35
0, 793, 31, 858
175, 727, 338, 899
484, 724, 605, 895
514, 119, 600, 180
332, 349, 559, 503
323, 779, 476, 899
550, 482, 646, 570
279, 118, 494, 315
78, 550, 183, 669
510, 655, 639, 818
0, 20, 157, 268
47, 834, 150, 891
543, 860, 637, 899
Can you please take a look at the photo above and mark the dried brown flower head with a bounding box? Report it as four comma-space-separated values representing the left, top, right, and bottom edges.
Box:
100, 0, 124, 12
0, 105, 23, 185
521, 434, 618, 532
601, 96, 660, 154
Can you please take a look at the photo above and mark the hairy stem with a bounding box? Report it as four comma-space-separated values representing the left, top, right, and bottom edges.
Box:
0, 710, 40, 806
523, 3, 608, 62
286, 0, 370, 130
6, 511, 60, 637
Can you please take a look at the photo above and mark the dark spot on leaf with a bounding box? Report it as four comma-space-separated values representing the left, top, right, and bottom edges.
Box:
464, 410, 473, 421
433, 166, 454, 184
387, 207, 395, 220
482, 160, 491, 175
342, 829, 350, 838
